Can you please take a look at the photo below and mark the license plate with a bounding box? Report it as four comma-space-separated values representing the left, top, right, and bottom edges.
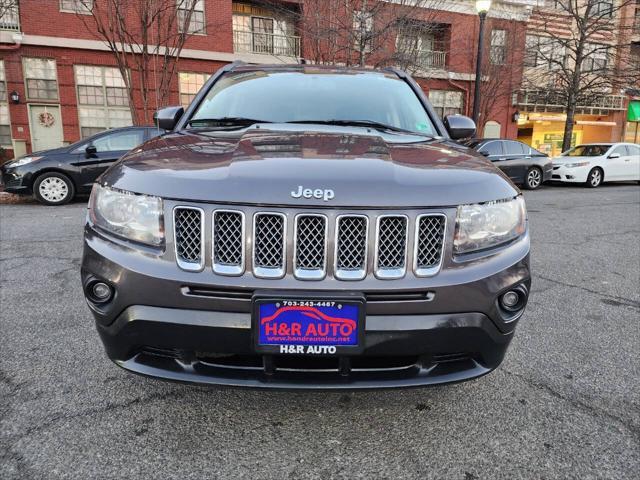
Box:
253, 296, 365, 355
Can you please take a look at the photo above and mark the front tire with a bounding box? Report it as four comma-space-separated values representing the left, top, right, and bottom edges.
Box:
586, 168, 603, 188
33, 172, 75, 205
523, 167, 543, 190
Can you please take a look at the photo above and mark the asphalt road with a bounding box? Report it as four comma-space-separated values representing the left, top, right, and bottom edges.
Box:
1, 184, 639, 480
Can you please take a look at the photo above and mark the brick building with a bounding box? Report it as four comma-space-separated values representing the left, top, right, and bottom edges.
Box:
0, 0, 548, 161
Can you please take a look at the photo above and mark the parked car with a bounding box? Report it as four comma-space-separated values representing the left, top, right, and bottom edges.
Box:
81, 63, 531, 389
0, 126, 164, 205
551, 143, 640, 188
464, 138, 553, 190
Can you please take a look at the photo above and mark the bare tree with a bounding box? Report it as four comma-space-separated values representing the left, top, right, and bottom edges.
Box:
522, 0, 638, 151
263, 0, 445, 71
76, 0, 217, 125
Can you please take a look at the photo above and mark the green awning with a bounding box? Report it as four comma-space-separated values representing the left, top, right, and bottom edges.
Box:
628, 101, 640, 122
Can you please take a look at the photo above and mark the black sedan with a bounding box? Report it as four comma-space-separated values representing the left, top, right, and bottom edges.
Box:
464, 139, 553, 190
0, 126, 164, 205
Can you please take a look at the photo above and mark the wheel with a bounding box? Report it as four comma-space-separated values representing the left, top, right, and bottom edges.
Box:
523, 167, 543, 190
33, 172, 75, 205
585, 168, 603, 188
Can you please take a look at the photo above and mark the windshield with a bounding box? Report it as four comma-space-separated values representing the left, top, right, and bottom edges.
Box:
563, 145, 610, 157
189, 70, 436, 135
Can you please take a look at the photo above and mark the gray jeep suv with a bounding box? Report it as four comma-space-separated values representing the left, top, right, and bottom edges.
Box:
81, 63, 530, 389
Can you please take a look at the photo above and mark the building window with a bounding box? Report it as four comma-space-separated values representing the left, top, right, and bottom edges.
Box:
353, 11, 374, 53
592, 0, 613, 18
0, 61, 11, 146
429, 90, 463, 118
0, 1, 20, 31
178, 0, 205, 34
74, 65, 132, 138
582, 43, 609, 71
548, 0, 566, 9
524, 35, 565, 69
490, 29, 506, 65
23, 58, 58, 101
60, 0, 93, 14
232, 6, 299, 57
178, 72, 210, 108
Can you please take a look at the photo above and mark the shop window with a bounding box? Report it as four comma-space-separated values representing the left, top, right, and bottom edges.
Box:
23, 58, 58, 101
179, 72, 210, 108
0, 61, 10, 146
429, 90, 463, 118
60, 0, 93, 13
490, 30, 506, 65
75, 65, 132, 138
178, 0, 205, 34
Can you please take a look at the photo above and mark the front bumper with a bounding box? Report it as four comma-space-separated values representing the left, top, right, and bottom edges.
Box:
82, 227, 531, 389
0, 167, 32, 194
552, 165, 590, 183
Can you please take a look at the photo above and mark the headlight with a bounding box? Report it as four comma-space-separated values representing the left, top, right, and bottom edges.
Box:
454, 196, 526, 254
565, 161, 590, 168
89, 184, 164, 246
10, 156, 42, 167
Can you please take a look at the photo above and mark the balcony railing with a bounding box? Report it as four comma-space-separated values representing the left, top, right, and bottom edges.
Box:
516, 89, 626, 114
233, 29, 300, 58
0, 5, 20, 32
415, 50, 447, 69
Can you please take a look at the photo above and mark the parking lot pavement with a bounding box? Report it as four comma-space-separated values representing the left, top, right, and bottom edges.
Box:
0, 184, 638, 480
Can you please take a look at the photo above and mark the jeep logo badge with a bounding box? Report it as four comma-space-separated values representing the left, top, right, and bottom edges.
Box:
291, 185, 335, 202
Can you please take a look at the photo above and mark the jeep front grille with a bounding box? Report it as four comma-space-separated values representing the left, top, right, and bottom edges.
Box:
212, 210, 245, 275
253, 213, 286, 278
375, 215, 408, 279
294, 214, 327, 280
335, 215, 368, 281
173, 207, 446, 280
414, 214, 446, 277
174, 207, 205, 271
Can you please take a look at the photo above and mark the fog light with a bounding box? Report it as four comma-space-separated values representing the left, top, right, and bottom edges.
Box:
501, 291, 520, 308
91, 282, 112, 301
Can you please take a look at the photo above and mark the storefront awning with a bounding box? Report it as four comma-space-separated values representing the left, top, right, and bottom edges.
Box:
628, 101, 640, 122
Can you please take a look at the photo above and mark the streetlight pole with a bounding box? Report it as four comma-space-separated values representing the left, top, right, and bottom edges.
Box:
472, 0, 491, 127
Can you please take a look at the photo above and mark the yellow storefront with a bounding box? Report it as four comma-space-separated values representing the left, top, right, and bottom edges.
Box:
517, 113, 619, 157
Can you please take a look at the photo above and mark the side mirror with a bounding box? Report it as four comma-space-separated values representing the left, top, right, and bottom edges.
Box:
608, 153, 620, 159
478, 150, 490, 157
444, 115, 476, 140
154, 106, 184, 131
85, 144, 97, 158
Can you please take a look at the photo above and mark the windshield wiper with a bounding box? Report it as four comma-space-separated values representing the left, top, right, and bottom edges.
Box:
187, 117, 273, 128
287, 119, 431, 137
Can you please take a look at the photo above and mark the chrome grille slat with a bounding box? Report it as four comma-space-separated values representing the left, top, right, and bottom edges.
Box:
174, 207, 205, 272
173, 207, 447, 280
294, 214, 327, 280
212, 210, 245, 276
414, 214, 446, 277
253, 213, 286, 278
335, 215, 368, 281
375, 215, 408, 279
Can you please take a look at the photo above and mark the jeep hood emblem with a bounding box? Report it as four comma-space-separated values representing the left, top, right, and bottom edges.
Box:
291, 185, 335, 202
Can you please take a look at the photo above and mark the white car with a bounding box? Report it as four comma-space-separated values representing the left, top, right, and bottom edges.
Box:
552, 143, 640, 187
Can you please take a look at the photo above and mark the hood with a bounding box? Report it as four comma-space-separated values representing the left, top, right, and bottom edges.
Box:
101, 126, 518, 208
552, 156, 593, 165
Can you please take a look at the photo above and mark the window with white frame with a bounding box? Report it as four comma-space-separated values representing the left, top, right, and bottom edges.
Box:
178, 72, 210, 108
490, 29, 506, 65
23, 58, 58, 101
74, 65, 132, 138
60, 0, 93, 14
0, 61, 11, 146
178, 0, 205, 34
429, 90, 463, 118
353, 11, 374, 53
524, 35, 565, 69
582, 43, 609, 71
